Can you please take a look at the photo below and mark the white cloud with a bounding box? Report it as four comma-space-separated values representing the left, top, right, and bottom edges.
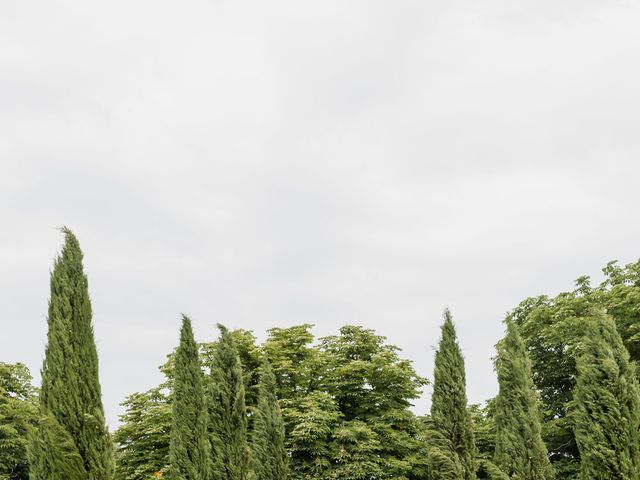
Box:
1, 0, 640, 425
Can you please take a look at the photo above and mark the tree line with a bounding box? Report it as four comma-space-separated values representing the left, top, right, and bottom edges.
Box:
2, 230, 640, 479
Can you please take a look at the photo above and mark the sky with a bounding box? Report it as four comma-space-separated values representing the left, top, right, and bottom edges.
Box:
2, 0, 640, 428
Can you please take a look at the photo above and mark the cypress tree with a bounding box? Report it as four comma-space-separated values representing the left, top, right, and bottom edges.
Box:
251, 360, 287, 480
30, 228, 113, 480
208, 324, 249, 480
425, 427, 464, 480
573, 310, 640, 479
430, 309, 476, 480
168, 316, 210, 480
493, 320, 553, 480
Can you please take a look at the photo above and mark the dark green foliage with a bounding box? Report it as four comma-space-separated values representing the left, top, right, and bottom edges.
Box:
572, 311, 640, 479
30, 228, 113, 480
202, 330, 262, 431
28, 414, 87, 480
493, 320, 553, 479
114, 387, 171, 480
208, 324, 249, 480
476, 459, 509, 480
0, 362, 37, 480
430, 310, 476, 480
424, 425, 464, 480
251, 360, 287, 480
168, 316, 210, 480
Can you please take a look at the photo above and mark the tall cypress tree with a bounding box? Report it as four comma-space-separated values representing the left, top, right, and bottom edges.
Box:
573, 310, 640, 479
168, 316, 210, 480
251, 359, 287, 480
208, 324, 249, 480
30, 228, 113, 480
493, 320, 553, 480
430, 309, 476, 480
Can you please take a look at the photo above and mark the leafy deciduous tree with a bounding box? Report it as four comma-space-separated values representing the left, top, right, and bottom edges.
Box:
0, 362, 37, 480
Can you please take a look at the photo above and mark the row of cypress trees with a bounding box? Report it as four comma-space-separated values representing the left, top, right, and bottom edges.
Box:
168, 317, 287, 480
429, 309, 640, 479
29, 230, 287, 480
26, 229, 640, 479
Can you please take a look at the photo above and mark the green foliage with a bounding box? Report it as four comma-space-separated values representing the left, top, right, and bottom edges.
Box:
168, 316, 210, 480
208, 325, 250, 480
510, 259, 640, 477
114, 328, 260, 480
30, 228, 113, 480
430, 310, 476, 480
572, 311, 640, 479
263, 324, 426, 480
8, 240, 640, 480
263, 324, 320, 401
202, 329, 262, 432
493, 320, 553, 479
476, 459, 509, 480
263, 325, 325, 478
284, 391, 340, 479
28, 414, 86, 480
468, 404, 495, 463
114, 387, 171, 480
0, 362, 37, 480
251, 360, 287, 480
424, 425, 464, 480
319, 325, 426, 479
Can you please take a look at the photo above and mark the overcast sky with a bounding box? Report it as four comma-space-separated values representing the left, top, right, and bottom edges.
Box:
2, 0, 640, 428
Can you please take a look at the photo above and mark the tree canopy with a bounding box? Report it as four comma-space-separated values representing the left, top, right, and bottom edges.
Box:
6, 231, 640, 480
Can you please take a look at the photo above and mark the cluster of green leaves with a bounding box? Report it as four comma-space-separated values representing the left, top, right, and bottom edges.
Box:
265, 324, 427, 480
113, 387, 171, 480
0, 363, 37, 480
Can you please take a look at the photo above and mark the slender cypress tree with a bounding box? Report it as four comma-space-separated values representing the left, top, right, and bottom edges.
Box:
573, 310, 640, 479
493, 320, 553, 480
430, 309, 476, 480
208, 324, 249, 480
168, 316, 210, 480
30, 228, 113, 480
251, 360, 287, 480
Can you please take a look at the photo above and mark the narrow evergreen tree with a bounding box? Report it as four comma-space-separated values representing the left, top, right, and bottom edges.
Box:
30, 228, 113, 480
168, 316, 210, 480
493, 320, 553, 480
208, 324, 249, 480
430, 309, 476, 480
573, 310, 640, 479
251, 360, 287, 480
